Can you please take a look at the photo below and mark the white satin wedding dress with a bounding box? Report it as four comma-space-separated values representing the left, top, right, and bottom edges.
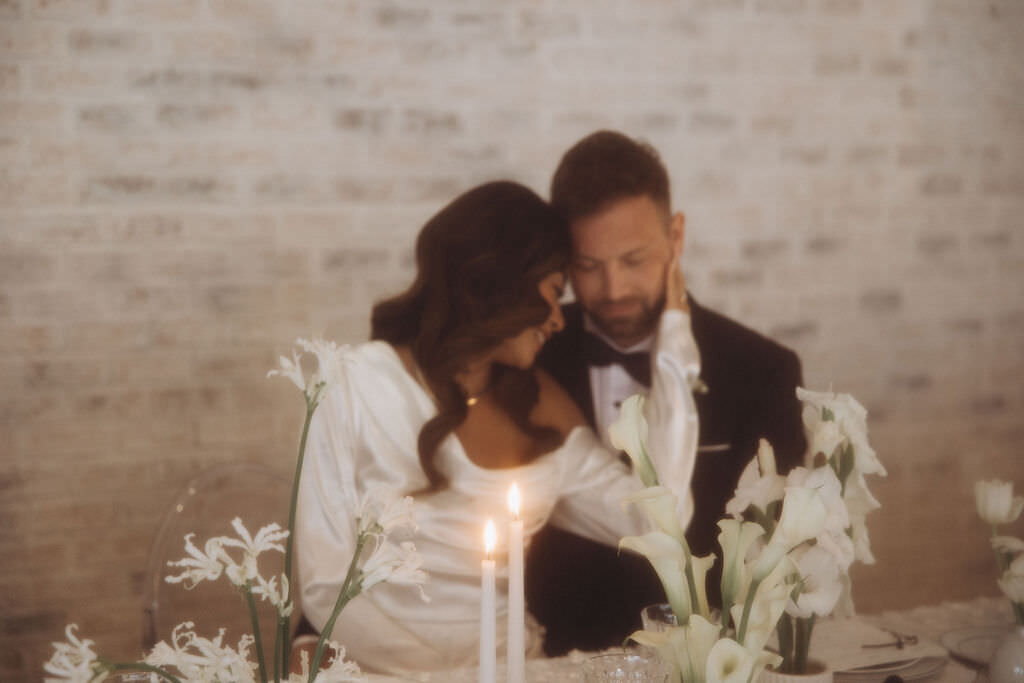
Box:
296, 310, 700, 675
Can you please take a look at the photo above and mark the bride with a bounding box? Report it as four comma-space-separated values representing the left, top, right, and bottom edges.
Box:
295, 180, 700, 674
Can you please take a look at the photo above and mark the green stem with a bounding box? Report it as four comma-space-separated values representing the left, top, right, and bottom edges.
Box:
777, 613, 795, 673
285, 388, 321, 589
794, 615, 815, 674
277, 615, 291, 680
105, 661, 183, 683
280, 386, 322, 682
244, 582, 269, 683
308, 534, 369, 681
736, 577, 763, 645
1013, 601, 1024, 627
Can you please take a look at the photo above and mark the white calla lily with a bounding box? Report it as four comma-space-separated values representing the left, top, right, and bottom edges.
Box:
620, 531, 691, 620
717, 519, 765, 615
623, 485, 684, 541
609, 394, 659, 486
706, 637, 755, 683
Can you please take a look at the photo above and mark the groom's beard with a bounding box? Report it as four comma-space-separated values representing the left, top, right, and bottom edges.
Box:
588, 292, 666, 348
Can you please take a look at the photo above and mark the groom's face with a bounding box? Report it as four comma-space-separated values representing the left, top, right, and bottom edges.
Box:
568, 194, 683, 348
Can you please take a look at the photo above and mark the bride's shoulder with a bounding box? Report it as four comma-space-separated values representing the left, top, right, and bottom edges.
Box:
531, 368, 585, 438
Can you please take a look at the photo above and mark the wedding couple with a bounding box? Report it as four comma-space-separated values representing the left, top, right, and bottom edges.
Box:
295, 130, 807, 674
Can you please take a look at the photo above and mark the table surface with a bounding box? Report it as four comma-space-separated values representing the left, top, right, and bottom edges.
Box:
359, 596, 1016, 682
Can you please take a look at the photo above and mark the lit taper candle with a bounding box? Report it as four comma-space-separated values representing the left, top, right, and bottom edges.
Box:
507, 483, 525, 683
480, 519, 496, 683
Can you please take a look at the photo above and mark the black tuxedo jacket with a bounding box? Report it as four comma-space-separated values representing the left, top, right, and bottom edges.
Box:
525, 298, 806, 655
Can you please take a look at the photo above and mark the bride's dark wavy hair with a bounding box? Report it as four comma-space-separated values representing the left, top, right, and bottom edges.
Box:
371, 181, 571, 491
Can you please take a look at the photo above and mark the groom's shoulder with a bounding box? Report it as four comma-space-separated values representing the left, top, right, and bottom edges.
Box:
689, 298, 800, 370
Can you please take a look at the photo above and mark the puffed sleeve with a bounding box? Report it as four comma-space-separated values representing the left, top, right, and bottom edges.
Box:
547, 308, 701, 544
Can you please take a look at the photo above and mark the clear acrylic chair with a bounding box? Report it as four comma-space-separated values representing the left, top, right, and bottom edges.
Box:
141, 462, 298, 657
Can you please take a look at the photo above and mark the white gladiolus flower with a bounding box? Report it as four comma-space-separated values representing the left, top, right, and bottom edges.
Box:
786, 466, 854, 571
705, 638, 755, 683
726, 439, 787, 518
609, 394, 659, 486
623, 485, 684, 541
620, 531, 691, 621
44, 625, 101, 683
360, 540, 430, 602
735, 557, 794, 653
976, 479, 1024, 526
752, 488, 826, 581
145, 623, 256, 681
797, 388, 884, 477
786, 545, 843, 619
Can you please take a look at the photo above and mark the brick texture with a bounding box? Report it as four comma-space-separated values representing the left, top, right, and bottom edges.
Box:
2, 0, 1024, 680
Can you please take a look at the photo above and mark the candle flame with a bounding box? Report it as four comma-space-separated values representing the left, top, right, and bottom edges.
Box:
508, 482, 520, 519
484, 518, 496, 557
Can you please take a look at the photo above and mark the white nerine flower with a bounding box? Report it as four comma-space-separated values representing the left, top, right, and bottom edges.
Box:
976, 479, 1024, 527
360, 540, 430, 602
252, 573, 293, 618
219, 518, 289, 587
267, 337, 343, 397
609, 395, 658, 487
287, 641, 364, 682
358, 486, 417, 537
146, 622, 256, 682
165, 534, 228, 588
44, 625, 100, 683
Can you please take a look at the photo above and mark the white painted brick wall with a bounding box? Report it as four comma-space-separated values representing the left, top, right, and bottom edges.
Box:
2, 0, 1023, 679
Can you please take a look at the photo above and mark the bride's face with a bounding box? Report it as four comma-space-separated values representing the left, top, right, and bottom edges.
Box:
490, 271, 566, 369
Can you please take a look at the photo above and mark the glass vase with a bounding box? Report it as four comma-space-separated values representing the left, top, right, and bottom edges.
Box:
990, 626, 1024, 683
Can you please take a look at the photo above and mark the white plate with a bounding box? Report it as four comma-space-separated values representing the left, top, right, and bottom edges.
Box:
835, 656, 947, 683
939, 625, 1007, 667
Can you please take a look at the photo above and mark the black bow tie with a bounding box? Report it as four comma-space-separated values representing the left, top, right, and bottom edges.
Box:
582, 332, 651, 387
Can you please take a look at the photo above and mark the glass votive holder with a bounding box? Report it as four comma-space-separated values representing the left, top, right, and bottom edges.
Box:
582, 650, 671, 682
640, 602, 678, 632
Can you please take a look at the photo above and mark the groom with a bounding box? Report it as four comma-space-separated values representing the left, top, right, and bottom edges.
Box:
526, 130, 807, 655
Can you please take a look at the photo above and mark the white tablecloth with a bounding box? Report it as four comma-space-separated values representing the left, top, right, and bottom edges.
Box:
361, 596, 1015, 682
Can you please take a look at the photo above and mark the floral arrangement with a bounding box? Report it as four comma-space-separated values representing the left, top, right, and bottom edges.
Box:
44, 339, 428, 683
726, 388, 885, 674
974, 479, 1024, 625
609, 387, 884, 682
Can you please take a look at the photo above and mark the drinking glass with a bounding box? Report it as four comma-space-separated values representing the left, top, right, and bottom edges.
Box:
582, 650, 671, 682
640, 602, 678, 632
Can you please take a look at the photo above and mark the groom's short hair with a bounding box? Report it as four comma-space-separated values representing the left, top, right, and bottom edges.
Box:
550, 129, 672, 225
